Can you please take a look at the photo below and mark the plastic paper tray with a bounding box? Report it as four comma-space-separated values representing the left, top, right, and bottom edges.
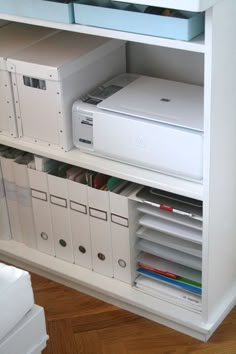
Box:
0, 0, 74, 24
74, 0, 204, 40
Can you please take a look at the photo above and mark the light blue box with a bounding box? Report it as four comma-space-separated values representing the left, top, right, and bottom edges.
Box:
0, 0, 74, 24
74, 1, 204, 41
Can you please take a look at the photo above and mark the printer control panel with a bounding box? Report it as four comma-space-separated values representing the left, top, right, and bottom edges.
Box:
73, 74, 139, 150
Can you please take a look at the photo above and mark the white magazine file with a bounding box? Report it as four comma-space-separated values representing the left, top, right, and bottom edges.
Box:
68, 179, 92, 269
0, 160, 11, 240
28, 168, 55, 256
47, 174, 74, 263
13, 159, 36, 248
88, 187, 113, 277
1, 154, 23, 242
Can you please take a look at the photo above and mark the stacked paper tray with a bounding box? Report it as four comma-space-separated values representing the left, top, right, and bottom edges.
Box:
0, 0, 74, 23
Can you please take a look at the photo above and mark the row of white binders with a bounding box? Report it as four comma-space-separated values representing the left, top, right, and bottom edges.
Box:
0, 144, 204, 311
0, 145, 139, 284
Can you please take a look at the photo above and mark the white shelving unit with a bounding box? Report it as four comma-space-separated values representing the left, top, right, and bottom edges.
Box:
0, 0, 236, 341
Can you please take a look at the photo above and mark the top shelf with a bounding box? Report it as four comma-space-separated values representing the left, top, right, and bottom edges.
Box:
0, 13, 205, 53
113, 0, 222, 12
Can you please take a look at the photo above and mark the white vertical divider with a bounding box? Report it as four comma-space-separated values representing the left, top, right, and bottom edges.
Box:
203, 0, 236, 323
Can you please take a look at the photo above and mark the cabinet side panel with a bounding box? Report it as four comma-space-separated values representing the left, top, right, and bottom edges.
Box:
127, 43, 204, 85
203, 0, 236, 322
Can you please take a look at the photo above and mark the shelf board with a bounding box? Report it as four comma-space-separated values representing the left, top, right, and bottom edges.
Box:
0, 13, 205, 53
0, 136, 203, 200
0, 239, 209, 340
112, 0, 222, 12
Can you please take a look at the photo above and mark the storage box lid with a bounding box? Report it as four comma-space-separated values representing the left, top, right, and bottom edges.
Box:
98, 76, 204, 132
7, 31, 124, 81
0, 23, 57, 70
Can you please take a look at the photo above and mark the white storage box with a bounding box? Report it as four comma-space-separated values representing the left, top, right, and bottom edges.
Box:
0, 305, 48, 354
28, 168, 55, 256
7, 32, 126, 151
0, 23, 58, 138
0, 263, 34, 342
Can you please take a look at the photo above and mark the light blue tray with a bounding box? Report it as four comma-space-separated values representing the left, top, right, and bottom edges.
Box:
0, 0, 74, 24
74, 1, 204, 41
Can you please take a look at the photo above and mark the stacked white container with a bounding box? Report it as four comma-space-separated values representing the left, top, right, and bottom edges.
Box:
0, 23, 58, 138
7, 31, 126, 151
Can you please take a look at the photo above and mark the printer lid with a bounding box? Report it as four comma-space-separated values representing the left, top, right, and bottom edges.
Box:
98, 76, 204, 132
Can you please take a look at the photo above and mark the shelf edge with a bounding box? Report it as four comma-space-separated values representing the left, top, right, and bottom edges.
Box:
0, 13, 205, 53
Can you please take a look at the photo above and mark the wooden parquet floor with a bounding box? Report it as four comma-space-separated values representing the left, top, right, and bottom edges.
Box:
30, 272, 236, 354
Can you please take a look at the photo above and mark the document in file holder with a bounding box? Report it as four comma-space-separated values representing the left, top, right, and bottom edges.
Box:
139, 215, 202, 244
136, 239, 202, 270
136, 226, 202, 258
135, 275, 201, 313
136, 187, 203, 221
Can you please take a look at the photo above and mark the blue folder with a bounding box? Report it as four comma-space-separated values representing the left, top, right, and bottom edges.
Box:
137, 268, 202, 295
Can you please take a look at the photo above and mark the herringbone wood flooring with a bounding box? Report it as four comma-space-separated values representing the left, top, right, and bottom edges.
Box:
30, 272, 236, 354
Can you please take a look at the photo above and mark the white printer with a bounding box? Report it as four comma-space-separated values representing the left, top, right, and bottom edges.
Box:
72, 74, 204, 180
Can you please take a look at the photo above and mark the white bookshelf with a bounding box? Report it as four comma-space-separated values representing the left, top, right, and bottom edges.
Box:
0, 0, 236, 342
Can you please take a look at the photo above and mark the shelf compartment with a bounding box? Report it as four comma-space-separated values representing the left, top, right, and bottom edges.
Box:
137, 226, 202, 258
137, 204, 202, 230
74, 1, 204, 41
0, 136, 204, 200
0, 0, 74, 24
139, 215, 202, 244
136, 238, 202, 270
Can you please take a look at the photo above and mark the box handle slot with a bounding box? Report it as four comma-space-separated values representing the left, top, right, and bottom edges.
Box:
23, 76, 46, 90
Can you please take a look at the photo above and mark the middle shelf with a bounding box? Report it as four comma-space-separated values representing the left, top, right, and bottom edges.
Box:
0, 136, 203, 199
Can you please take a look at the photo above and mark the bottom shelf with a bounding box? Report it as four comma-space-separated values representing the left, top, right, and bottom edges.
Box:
0, 240, 214, 341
